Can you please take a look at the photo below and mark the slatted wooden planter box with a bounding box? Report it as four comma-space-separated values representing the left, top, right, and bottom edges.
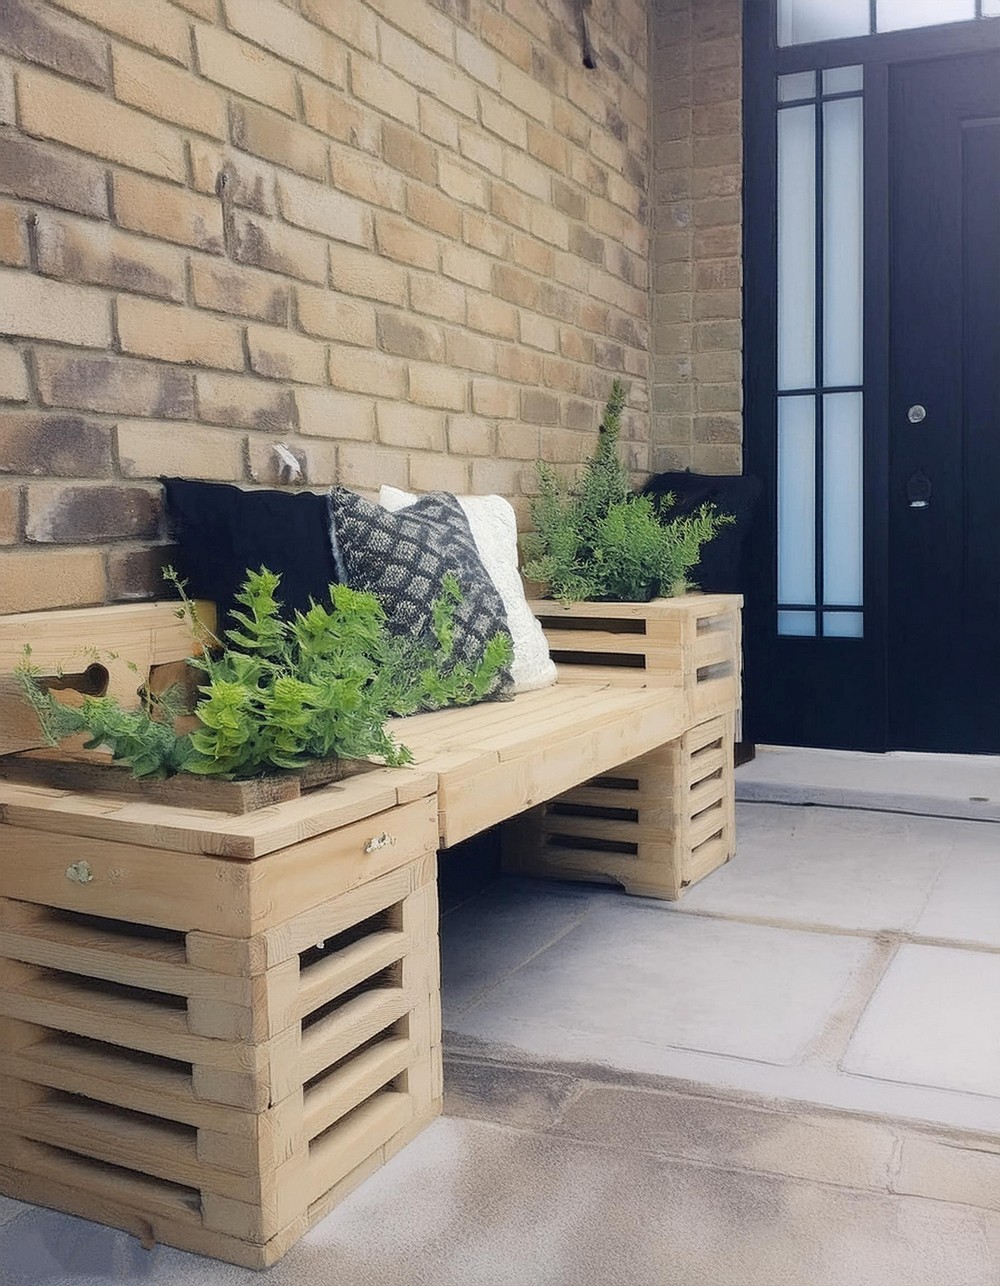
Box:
527, 593, 742, 725
504, 713, 736, 900
0, 767, 442, 1269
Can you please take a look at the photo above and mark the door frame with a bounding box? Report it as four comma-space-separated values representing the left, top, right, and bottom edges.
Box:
742, 3, 1000, 751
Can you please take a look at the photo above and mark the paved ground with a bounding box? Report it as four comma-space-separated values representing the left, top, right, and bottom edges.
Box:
3, 766, 1000, 1284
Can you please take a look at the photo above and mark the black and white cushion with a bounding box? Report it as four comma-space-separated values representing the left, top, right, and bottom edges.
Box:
328, 487, 513, 689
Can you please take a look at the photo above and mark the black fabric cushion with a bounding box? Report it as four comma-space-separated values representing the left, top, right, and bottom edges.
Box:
161, 479, 339, 632
642, 472, 763, 594
329, 487, 513, 688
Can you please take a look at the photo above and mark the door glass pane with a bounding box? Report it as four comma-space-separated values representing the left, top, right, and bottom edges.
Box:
779, 611, 817, 636
778, 396, 817, 606
823, 97, 864, 387
824, 612, 864, 638
823, 66, 863, 95
823, 392, 864, 607
778, 0, 870, 46
877, 0, 976, 32
985, 0, 1000, 14
779, 71, 816, 102
778, 105, 816, 390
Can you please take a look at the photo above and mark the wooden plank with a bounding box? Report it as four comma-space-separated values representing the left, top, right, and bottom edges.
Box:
299, 988, 413, 1085
297, 930, 408, 1020
306, 1089, 412, 1207
303, 1034, 411, 1141
527, 593, 740, 620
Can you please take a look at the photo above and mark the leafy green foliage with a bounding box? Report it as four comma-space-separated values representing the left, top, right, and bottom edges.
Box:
16, 569, 513, 782
523, 378, 733, 602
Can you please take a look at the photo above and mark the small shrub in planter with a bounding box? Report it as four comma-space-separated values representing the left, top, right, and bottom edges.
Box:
16, 567, 512, 782
523, 379, 733, 603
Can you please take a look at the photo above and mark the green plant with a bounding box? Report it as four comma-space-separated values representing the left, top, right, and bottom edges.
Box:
16, 568, 513, 781
523, 379, 733, 602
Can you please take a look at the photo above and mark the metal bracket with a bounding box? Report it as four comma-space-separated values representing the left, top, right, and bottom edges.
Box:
579, 0, 597, 69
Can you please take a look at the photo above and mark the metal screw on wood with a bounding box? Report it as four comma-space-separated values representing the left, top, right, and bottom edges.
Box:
65, 861, 93, 884
364, 832, 396, 854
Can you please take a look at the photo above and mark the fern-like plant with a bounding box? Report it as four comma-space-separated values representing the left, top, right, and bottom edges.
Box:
16, 568, 513, 781
523, 379, 733, 602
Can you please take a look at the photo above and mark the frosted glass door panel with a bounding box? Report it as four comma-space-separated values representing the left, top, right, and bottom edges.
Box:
778, 0, 870, 45
823, 97, 864, 387
824, 612, 864, 638
779, 611, 817, 636
779, 71, 816, 101
778, 396, 817, 606
823, 66, 863, 94
877, 0, 975, 32
778, 106, 816, 390
823, 393, 864, 606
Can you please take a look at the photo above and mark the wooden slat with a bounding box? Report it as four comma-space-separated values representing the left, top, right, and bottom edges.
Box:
303, 1035, 411, 1141
306, 1090, 412, 1207
297, 931, 408, 1021
299, 988, 412, 1085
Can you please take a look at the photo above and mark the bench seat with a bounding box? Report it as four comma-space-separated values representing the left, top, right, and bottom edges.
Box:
388, 680, 685, 847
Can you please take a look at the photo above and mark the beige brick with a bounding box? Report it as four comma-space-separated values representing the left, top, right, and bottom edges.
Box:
222, 0, 344, 83
377, 401, 445, 452
190, 142, 276, 215
35, 348, 194, 417
112, 44, 226, 139
0, 546, 106, 611
117, 420, 245, 480
17, 66, 186, 182
117, 296, 244, 370
0, 203, 28, 267
408, 363, 467, 411
329, 244, 407, 306
329, 344, 406, 397
299, 0, 377, 57
439, 158, 488, 210
329, 147, 403, 209
530, 126, 570, 179
0, 267, 111, 347
409, 273, 466, 325
446, 328, 496, 374
470, 457, 524, 495
0, 0, 108, 89
375, 214, 438, 271
296, 286, 375, 346
377, 311, 445, 363
276, 173, 369, 247
230, 211, 327, 285
497, 421, 540, 460
35, 211, 185, 302
481, 8, 532, 71
301, 80, 380, 152
51, 0, 191, 64
295, 386, 374, 439
472, 379, 519, 419
519, 312, 559, 352
382, 122, 437, 185
467, 293, 517, 340
191, 258, 289, 324
351, 55, 419, 129
368, 0, 452, 59
379, 25, 476, 120
171, 0, 217, 16
0, 55, 16, 126
499, 62, 551, 127
458, 126, 504, 178
230, 100, 328, 182
194, 24, 297, 116
0, 485, 19, 544
691, 443, 740, 473
494, 264, 538, 309
490, 182, 531, 232
448, 416, 495, 457
455, 27, 500, 89
408, 451, 469, 494
420, 97, 459, 150
339, 441, 408, 491
247, 324, 326, 384
505, 151, 550, 201
441, 244, 491, 291
480, 94, 527, 148
196, 371, 296, 431
0, 344, 30, 401
463, 212, 509, 260
113, 172, 224, 254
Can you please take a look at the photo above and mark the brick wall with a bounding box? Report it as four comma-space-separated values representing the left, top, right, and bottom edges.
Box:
0, 0, 650, 613
650, 0, 742, 476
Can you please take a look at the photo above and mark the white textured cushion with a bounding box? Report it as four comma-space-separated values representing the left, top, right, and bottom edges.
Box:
379, 486, 558, 693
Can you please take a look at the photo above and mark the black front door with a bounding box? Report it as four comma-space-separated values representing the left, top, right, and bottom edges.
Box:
889, 53, 1000, 752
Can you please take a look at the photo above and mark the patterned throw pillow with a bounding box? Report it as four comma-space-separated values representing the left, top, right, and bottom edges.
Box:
328, 487, 513, 696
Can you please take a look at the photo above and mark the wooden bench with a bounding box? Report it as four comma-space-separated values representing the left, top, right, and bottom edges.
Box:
0, 591, 741, 1266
